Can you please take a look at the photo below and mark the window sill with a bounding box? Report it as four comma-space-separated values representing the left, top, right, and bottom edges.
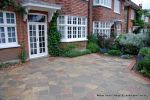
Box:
61, 39, 88, 42
0, 44, 20, 49
114, 12, 121, 15
93, 4, 112, 9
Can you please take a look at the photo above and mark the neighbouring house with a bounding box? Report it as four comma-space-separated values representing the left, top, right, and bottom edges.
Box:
92, 0, 125, 38
124, 0, 141, 33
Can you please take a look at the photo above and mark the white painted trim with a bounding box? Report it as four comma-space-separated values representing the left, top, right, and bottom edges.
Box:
93, 0, 112, 9
22, 3, 61, 10
61, 39, 88, 43
0, 44, 20, 49
57, 15, 88, 42
0, 11, 19, 49
27, 13, 48, 59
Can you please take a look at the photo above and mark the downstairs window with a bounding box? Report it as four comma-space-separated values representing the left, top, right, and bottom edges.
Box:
57, 15, 87, 42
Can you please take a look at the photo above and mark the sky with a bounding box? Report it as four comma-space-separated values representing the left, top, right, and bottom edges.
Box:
132, 0, 150, 9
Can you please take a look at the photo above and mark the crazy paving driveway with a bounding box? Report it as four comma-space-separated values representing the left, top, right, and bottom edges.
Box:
0, 54, 150, 100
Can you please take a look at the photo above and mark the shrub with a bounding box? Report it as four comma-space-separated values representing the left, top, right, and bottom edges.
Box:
115, 33, 149, 55
19, 49, 27, 63
48, 12, 62, 56
63, 49, 91, 57
137, 57, 150, 77
88, 35, 98, 44
87, 42, 99, 53
108, 50, 122, 56
62, 44, 76, 53
139, 47, 150, 56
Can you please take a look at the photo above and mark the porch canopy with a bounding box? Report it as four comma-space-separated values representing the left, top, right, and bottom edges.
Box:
22, 0, 61, 22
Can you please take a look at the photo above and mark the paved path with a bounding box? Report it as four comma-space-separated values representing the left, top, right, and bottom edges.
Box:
0, 54, 149, 100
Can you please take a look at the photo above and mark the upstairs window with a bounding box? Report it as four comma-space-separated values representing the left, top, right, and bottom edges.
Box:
114, 0, 121, 14
0, 11, 18, 49
130, 9, 135, 20
93, 0, 112, 8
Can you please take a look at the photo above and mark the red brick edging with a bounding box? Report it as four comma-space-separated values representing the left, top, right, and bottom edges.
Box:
128, 59, 150, 83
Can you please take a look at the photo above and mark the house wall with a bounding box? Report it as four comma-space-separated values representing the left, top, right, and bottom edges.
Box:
0, 7, 28, 62
56, 0, 89, 48
92, 0, 125, 21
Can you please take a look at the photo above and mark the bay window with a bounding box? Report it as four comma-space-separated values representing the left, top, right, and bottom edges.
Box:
58, 16, 87, 42
93, 0, 112, 8
0, 11, 18, 49
114, 0, 121, 14
93, 21, 111, 38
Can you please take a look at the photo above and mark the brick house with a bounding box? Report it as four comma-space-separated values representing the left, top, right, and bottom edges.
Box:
0, 0, 89, 62
0, 0, 129, 62
124, 0, 141, 33
92, 0, 125, 37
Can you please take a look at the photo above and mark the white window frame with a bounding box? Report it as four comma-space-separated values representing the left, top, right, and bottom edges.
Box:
0, 11, 19, 49
130, 9, 135, 20
93, 0, 112, 9
114, 0, 121, 14
93, 21, 112, 38
57, 15, 87, 42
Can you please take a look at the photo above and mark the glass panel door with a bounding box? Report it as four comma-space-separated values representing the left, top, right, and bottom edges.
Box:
29, 24, 47, 58
29, 24, 38, 55
38, 25, 46, 54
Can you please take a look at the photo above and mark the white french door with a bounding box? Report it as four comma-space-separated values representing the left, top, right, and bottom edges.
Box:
28, 23, 48, 59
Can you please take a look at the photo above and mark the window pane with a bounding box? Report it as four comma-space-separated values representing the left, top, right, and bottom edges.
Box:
59, 16, 65, 24
6, 13, 15, 24
73, 17, 77, 24
68, 16, 72, 24
7, 27, 16, 43
73, 27, 76, 38
82, 18, 86, 25
68, 27, 72, 38
0, 27, 5, 43
0, 12, 4, 23
78, 18, 81, 25
82, 27, 86, 38
78, 27, 81, 38
58, 26, 65, 39
28, 15, 46, 22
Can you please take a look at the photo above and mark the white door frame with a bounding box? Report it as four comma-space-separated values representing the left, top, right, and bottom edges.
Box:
27, 13, 48, 59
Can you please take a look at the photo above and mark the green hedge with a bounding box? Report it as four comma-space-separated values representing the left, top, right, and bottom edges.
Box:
108, 50, 122, 56
63, 49, 91, 57
137, 57, 150, 78
87, 42, 99, 53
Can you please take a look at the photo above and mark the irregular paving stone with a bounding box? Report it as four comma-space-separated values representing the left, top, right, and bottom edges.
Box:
0, 54, 149, 100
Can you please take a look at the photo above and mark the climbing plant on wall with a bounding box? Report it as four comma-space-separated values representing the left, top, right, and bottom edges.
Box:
0, 0, 26, 15
48, 11, 62, 56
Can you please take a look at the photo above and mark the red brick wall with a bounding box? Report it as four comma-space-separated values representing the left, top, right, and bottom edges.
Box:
56, 0, 88, 17
0, 7, 28, 62
92, 0, 125, 21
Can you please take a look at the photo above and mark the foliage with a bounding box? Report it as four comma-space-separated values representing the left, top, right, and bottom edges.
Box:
139, 47, 150, 56
88, 35, 99, 44
108, 50, 122, 56
133, 9, 144, 27
63, 49, 91, 58
137, 57, 150, 78
0, 62, 17, 69
19, 43, 27, 63
62, 44, 76, 53
87, 42, 99, 53
115, 33, 150, 55
0, 0, 26, 15
48, 12, 62, 56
